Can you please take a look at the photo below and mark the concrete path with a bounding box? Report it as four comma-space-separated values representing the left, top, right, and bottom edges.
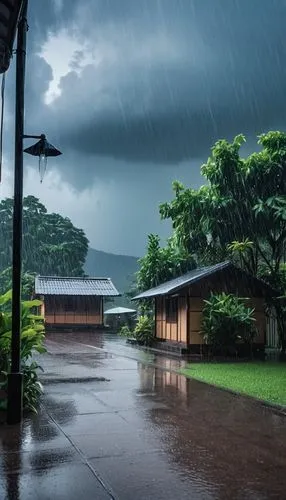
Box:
1, 331, 286, 499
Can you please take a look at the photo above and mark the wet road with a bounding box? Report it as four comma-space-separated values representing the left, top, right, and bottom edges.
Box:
1, 331, 286, 499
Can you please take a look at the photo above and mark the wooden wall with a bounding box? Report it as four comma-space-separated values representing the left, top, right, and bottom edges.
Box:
155, 293, 266, 346
44, 295, 103, 326
188, 297, 204, 345
155, 295, 187, 343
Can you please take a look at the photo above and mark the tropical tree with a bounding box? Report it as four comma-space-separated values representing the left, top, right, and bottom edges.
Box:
159, 131, 286, 350
0, 196, 89, 277
137, 233, 195, 292
0, 267, 35, 299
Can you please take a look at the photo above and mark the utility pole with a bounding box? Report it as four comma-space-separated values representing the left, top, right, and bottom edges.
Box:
7, 0, 28, 425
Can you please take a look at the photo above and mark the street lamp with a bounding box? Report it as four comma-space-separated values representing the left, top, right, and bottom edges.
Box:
0, 0, 62, 424
24, 134, 62, 182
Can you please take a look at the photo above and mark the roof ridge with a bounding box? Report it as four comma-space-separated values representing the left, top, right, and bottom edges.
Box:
37, 276, 112, 281
35, 275, 120, 297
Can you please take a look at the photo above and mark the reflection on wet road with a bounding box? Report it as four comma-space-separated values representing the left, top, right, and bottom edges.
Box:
1, 331, 286, 499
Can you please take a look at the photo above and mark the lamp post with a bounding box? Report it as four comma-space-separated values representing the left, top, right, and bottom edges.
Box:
0, 0, 62, 424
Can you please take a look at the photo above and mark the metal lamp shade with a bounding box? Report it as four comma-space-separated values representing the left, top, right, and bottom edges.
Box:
0, 0, 25, 73
24, 136, 62, 182
24, 137, 62, 157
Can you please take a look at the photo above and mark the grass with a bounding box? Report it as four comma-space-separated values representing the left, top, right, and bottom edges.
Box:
181, 362, 286, 406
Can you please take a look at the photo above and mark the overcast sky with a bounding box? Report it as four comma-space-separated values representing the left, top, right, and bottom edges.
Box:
1, 0, 286, 256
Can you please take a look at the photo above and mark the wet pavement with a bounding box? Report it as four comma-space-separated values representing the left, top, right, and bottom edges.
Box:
1, 332, 286, 499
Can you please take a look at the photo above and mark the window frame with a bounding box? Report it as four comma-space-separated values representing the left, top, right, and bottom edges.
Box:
165, 296, 178, 324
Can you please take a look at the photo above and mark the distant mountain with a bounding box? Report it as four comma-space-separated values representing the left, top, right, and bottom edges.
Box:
84, 248, 139, 305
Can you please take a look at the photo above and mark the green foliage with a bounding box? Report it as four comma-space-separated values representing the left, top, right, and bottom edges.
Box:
160, 183, 230, 266
0, 267, 35, 299
159, 131, 286, 349
134, 315, 155, 346
119, 325, 132, 337
201, 293, 257, 352
119, 316, 155, 346
137, 234, 195, 292
0, 294, 45, 361
23, 362, 44, 414
0, 292, 46, 413
0, 196, 89, 277
259, 263, 286, 349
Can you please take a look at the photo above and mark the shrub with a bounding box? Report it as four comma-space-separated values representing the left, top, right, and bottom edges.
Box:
0, 291, 46, 413
134, 315, 155, 346
119, 325, 133, 337
201, 293, 257, 353
23, 362, 44, 413
119, 316, 155, 346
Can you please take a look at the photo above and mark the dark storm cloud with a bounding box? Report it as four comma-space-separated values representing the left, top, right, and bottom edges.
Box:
7, 0, 286, 168
7, 0, 286, 255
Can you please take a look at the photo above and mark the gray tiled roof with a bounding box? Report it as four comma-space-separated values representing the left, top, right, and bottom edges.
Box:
132, 261, 233, 299
35, 276, 120, 297
132, 260, 275, 300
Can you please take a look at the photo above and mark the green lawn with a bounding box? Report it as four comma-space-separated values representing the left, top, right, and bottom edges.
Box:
181, 362, 286, 406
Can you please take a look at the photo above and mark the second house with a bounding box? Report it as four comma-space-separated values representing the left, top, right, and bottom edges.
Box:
35, 275, 120, 329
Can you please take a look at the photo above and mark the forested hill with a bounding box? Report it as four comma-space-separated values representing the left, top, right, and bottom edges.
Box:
84, 248, 139, 297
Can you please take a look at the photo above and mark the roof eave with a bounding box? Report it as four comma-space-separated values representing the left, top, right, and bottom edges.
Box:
132, 261, 277, 300
132, 269, 228, 300
132, 292, 162, 300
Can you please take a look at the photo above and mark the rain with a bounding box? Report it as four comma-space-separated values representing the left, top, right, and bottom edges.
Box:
0, 1, 286, 499
0, 0, 284, 255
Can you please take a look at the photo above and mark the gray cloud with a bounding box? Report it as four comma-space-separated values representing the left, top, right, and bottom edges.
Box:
3, 0, 286, 254
22, 0, 286, 169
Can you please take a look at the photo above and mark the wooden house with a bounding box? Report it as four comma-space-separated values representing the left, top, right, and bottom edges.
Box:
133, 261, 275, 355
35, 276, 120, 329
